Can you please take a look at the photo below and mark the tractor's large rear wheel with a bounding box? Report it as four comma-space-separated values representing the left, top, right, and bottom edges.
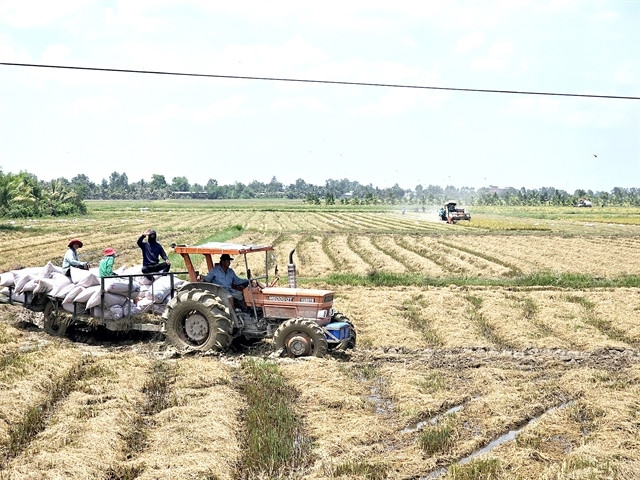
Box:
43, 300, 69, 337
274, 318, 328, 358
163, 288, 233, 352
329, 312, 357, 351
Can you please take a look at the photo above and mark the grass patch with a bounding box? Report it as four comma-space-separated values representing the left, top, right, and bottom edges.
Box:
0, 351, 28, 372
371, 235, 415, 272
122, 361, 177, 457
321, 271, 640, 289
401, 295, 442, 346
239, 359, 311, 477
447, 458, 501, 479
168, 224, 244, 273
463, 218, 550, 231
334, 460, 389, 480
142, 361, 177, 415
418, 422, 456, 455
0, 224, 25, 231
562, 455, 617, 477
419, 371, 446, 393
464, 295, 509, 347
347, 234, 375, 268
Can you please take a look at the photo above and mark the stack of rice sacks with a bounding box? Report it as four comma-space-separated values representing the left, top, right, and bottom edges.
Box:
0, 263, 184, 320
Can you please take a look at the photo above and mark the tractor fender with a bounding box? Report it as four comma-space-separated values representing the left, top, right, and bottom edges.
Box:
176, 282, 237, 320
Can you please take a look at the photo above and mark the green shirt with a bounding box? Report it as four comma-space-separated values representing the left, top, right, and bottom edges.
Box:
99, 255, 115, 277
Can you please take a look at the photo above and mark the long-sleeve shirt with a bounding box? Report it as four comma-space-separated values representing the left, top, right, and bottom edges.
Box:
137, 235, 168, 266
99, 256, 115, 277
62, 248, 86, 274
203, 265, 248, 294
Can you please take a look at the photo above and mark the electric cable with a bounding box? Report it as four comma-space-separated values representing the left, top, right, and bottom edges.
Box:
1, 62, 638, 100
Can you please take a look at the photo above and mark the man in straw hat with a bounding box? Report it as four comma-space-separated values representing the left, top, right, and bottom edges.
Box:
62, 238, 89, 277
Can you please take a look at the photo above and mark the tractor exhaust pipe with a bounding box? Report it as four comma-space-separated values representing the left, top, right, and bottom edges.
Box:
288, 249, 297, 288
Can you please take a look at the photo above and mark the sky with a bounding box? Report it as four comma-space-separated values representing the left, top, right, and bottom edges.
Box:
0, 0, 638, 193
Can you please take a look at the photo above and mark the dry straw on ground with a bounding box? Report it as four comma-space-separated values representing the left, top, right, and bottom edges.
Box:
0, 204, 639, 479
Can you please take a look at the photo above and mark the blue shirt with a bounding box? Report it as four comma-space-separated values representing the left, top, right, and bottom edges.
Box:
203, 265, 248, 293
137, 235, 168, 266
62, 248, 86, 274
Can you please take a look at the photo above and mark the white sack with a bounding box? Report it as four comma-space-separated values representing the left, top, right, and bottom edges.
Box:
20, 278, 39, 293
33, 278, 54, 294
49, 274, 72, 297
4, 291, 25, 302
86, 290, 127, 309
50, 283, 75, 299
63, 285, 84, 304
40, 262, 58, 279
0, 272, 14, 287
62, 302, 78, 313
13, 272, 36, 293
71, 268, 99, 288
92, 304, 123, 320
147, 277, 184, 304
122, 300, 142, 316
74, 285, 100, 304
104, 279, 141, 297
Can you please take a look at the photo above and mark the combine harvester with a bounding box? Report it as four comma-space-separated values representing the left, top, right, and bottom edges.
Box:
439, 201, 471, 224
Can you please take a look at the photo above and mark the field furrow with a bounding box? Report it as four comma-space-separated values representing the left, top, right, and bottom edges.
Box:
350, 235, 404, 273
4, 354, 150, 478
133, 358, 243, 479
322, 236, 372, 275
395, 236, 477, 276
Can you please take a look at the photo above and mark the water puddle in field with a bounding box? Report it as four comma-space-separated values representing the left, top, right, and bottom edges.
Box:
420, 400, 574, 479
402, 404, 464, 434
365, 381, 394, 415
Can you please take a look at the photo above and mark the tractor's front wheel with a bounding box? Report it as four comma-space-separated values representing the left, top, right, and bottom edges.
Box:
163, 288, 233, 352
273, 318, 328, 358
328, 312, 357, 351
43, 300, 68, 337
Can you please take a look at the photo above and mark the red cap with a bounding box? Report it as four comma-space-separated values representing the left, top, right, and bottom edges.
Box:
103, 247, 116, 256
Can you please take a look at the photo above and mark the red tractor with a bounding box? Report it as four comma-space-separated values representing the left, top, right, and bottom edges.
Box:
166, 242, 356, 357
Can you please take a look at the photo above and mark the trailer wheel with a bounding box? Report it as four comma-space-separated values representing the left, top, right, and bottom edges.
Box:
328, 312, 357, 350
163, 288, 233, 352
273, 318, 328, 358
43, 301, 68, 337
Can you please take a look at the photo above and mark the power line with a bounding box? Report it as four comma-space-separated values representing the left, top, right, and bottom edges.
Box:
1, 61, 639, 100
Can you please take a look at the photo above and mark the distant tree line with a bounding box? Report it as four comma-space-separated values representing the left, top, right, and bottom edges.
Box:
2, 168, 640, 218
0, 170, 86, 218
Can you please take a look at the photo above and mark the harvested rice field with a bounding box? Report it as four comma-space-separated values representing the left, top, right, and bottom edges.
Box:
0, 200, 639, 479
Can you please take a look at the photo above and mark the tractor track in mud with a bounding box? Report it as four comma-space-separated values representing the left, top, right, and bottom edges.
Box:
349, 346, 640, 371
8, 309, 639, 372
13, 319, 639, 374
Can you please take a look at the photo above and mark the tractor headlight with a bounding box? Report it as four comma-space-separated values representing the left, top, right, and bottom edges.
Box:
317, 309, 327, 319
